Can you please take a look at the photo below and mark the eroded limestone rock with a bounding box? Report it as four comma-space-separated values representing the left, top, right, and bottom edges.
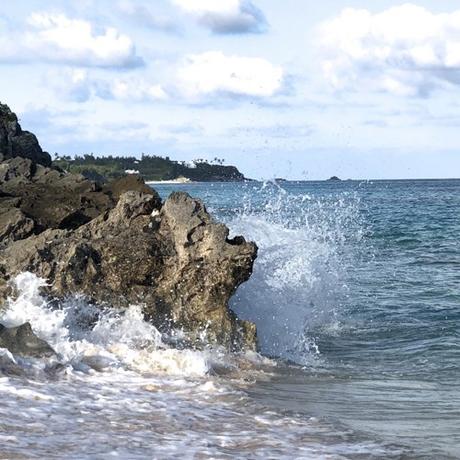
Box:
0, 103, 258, 351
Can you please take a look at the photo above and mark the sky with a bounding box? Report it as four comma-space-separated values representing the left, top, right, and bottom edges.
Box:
2, 0, 460, 180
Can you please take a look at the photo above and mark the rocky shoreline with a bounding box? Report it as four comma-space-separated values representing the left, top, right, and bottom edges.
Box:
0, 103, 258, 355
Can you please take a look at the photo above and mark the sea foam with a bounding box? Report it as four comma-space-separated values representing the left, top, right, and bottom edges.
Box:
0, 272, 210, 378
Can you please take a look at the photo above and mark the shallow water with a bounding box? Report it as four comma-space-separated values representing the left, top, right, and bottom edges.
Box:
1, 180, 459, 459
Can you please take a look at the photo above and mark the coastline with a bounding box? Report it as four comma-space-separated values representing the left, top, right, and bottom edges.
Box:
146, 179, 194, 185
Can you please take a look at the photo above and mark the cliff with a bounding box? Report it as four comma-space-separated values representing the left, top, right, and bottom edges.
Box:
0, 103, 52, 167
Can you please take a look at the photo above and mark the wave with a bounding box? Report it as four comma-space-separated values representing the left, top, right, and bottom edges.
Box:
0, 272, 272, 380
228, 182, 364, 365
0, 183, 364, 374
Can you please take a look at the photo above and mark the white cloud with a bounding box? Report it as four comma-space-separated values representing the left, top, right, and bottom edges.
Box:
173, 0, 267, 34
118, 1, 179, 33
318, 4, 460, 97
177, 51, 283, 98
0, 12, 143, 68
102, 79, 168, 101
55, 70, 168, 103
52, 52, 283, 104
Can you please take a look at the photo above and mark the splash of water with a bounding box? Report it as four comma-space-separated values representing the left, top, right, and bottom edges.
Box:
0, 183, 363, 371
228, 182, 364, 364
0, 273, 210, 377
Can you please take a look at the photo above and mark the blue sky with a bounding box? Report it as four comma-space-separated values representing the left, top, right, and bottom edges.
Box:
2, 0, 460, 179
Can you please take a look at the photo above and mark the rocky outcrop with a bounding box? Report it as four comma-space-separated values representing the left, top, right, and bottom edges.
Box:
0, 103, 52, 167
0, 157, 160, 243
0, 103, 257, 351
0, 323, 55, 358
0, 191, 257, 350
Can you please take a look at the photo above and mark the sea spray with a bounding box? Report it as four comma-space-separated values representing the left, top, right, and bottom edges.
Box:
228, 182, 364, 364
0, 181, 440, 459
0, 273, 275, 379
0, 273, 210, 377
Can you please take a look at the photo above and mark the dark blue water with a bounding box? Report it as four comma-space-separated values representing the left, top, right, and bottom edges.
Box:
154, 180, 460, 459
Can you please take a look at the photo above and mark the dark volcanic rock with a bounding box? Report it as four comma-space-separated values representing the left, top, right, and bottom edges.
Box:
0, 322, 55, 358
0, 103, 51, 167
0, 104, 258, 351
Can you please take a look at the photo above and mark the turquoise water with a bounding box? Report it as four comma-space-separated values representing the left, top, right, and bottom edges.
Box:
1, 179, 458, 459
154, 180, 460, 459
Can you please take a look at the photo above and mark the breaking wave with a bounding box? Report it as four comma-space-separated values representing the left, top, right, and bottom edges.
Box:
0, 273, 272, 380
0, 183, 364, 372
228, 182, 364, 364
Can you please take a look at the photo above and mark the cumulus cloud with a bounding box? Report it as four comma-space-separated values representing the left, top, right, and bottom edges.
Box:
173, 0, 267, 34
55, 70, 168, 103
0, 12, 143, 68
177, 51, 283, 98
318, 4, 460, 97
52, 52, 283, 104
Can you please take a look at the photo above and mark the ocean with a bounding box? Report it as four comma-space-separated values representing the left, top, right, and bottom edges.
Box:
0, 179, 459, 459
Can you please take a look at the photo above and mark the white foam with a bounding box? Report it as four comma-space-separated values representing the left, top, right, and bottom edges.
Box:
0, 273, 210, 378
0, 348, 17, 365
1, 385, 54, 401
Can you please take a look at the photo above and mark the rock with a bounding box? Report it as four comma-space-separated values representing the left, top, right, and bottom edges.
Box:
0, 103, 258, 351
0, 103, 51, 167
155, 192, 257, 348
104, 174, 159, 203
0, 191, 257, 350
0, 157, 111, 235
0, 157, 162, 241
0, 322, 56, 358
0, 207, 35, 244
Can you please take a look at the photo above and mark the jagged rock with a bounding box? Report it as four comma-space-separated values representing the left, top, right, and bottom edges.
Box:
155, 192, 257, 348
0, 157, 111, 235
0, 157, 161, 240
0, 103, 258, 351
104, 174, 158, 202
0, 191, 257, 350
0, 103, 51, 167
0, 208, 35, 244
0, 322, 55, 358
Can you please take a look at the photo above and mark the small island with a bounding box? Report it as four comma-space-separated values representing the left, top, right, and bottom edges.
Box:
327, 176, 341, 181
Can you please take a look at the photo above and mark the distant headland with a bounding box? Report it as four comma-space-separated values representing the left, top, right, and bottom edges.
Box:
54, 154, 248, 183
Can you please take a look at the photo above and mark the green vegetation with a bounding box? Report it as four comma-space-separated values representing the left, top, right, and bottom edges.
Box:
54, 154, 247, 182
